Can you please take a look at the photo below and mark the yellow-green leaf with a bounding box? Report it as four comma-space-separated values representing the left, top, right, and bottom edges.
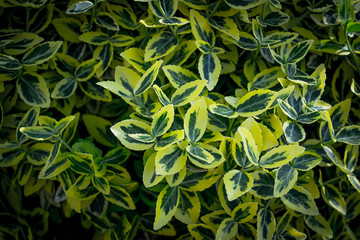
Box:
281, 186, 319, 215
231, 202, 258, 223
17, 72, 50, 108
304, 214, 333, 238
188, 224, 216, 240
274, 164, 298, 197
175, 189, 200, 224
171, 80, 207, 106
237, 127, 259, 165
257, 208, 276, 240
151, 104, 174, 137
163, 65, 198, 88
105, 185, 135, 210
236, 89, 277, 117
250, 171, 275, 199
22, 41, 62, 66
143, 153, 165, 188
51, 77, 77, 99
198, 53, 221, 91
321, 183, 347, 215
134, 60, 163, 96
224, 170, 253, 201
120, 48, 151, 74
187, 143, 225, 169
155, 130, 185, 151
155, 144, 187, 175
215, 218, 237, 240
75, 59, 102, 82
154, 186, 180, 230
4, 32, 44, 55
190, 9, 215, 46
83, 114, 116, 147
184, 99, 207, 143
260, 145, 305, 169
225, 0, 266, 10
95, 12, 119, 31
145, 31, 178, 61
111, 119, 154, 151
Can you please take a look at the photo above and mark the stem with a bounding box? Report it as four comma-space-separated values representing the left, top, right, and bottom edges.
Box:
169, 25, 177, 38
285, 0, 326, 31
209, 0, 223, 17
264, 199, 273, 210
345, 31, 360, 75
57, 136, 74, 153
321, 175, 347, 185
26, 7, 30, 32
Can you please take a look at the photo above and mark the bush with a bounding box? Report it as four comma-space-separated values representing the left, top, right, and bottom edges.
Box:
1, 0, 360, 239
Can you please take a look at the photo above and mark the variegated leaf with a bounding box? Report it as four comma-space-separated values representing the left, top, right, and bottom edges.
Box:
17, 72, 50, 108
145, 31, 178, 61
260, 145, 304, 169
155, 144, 187, 175
198, 53, 221, 91
134, 60, 163, 96
231, 202, 258, 223
257, 208, 276, 240
22, 41, 62, 66
283, 121, 306, 143
171, 80, 207, 106
151, 104, 174, 137
184, 99, 207, 143
223, 170, 253, 201
281, 186, 319, 215
154, 186, 180, 230
274, 164, 298, 197
175, 189, 200, 224
250, 171, 275, 199
235, 89, 277, 117
163, 65, 198, 88
216, 218, 237, 240
304, 214, 333, 238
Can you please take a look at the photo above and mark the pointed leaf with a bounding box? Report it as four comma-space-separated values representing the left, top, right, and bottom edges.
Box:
22, 41, 62, 66
171, 80, 207, 106
151, 104, 174, 137
231, 202, 258, 223
175, 190, 200, 224
283, 121, 306, 143
188, 224, 216, 240
134, 60, 163, 96
304, 215, 333, 238
154, 186, 180, 230
51, 77, 77, 99
281, 186, 319, 215
257, 208, 276, 240
155, 144, 187, 175
260, 145, 305, 169
274, 164, 298, 197
198, 53, 221, 91
184, 99, 207, 143
215, 218, 237, 240
293, 152, 322, 171
336, 126, 360, 145
250, 171, 275, 199
190, 9, 215, 46
163, 65, 198, 88
105, 185, 135, 210
224, 170, 253, 201
145, 31, 178, 61
17, 72, 50, 108
236, 89, 277, 117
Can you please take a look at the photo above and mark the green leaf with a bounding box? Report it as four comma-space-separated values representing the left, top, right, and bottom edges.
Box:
216, 218, 237, 240
276, 211, 292, 234
285, 40, 314, 64
304, 214, 333, 238
79, 31, 109, 45
175, 189, 200, 224
0, 54, 22, 70
22, 41, 62, 66
143, 153, 165, 188
264, 11, 290, 26
4, 32, 44, 55
313, 40, 350, 55
188, 224, 216, 240
151, 104, 174, 137
83, 114, 116, 147
17, 162, 32, 186
260, 145, 304, 169
348, 175, 360, 193
198, 53, 221, 91
75, 59, 102, 82
163, 65, 198, 88
68, 153, 93, 174
209, 16, 239, 39
38, 143, 68, 179
134, 60, 163, 96
250, 67, 284, 90
94, 44, 113, 77
145, 31, 178, 61
225, 0, 266, 10
232, 139, 252, 168
283, 121, 306, 143
351, 79, 360, 96
277, 99, 298, 120
222, 31, 258, 51
237, 223, 257, 240
20, 126, 54, 140
257, 208, 276, 240
155, 130, 185, 150
209, 103, 237, 118
79, 77, 112, 102
0, 148, 26, 167
223, 170, 253, 201
250, 171, 275, 199
107, 4, 138, 30
293, 151, 322, 171
187, 143, 225, 169
184, 99, 207, 143
338, 0, 354, 24
231, 202, 258, 223
120, 48, 151, 74
105, 185, 136, 210
92, 175, 110, 195
322, 145, 350, 173
321, 183, 347, 215
26, 142, 53, 165
17, 72, 50, 108
235, 89, 277, 117
171, 80, 207, 106
111, 119, 154, 151
51, 77, 77, 99
154, 186, 180, 230
155, 144, 187, 175
153, 85, 171, 105
344, 145, 359, 172
195, 40, 211, 54
336, 126, 360, 145
95, 12, 119, 31
281, 186, 319, 215
297, 111, 322, 124
53, 53, 78, 77
160, 16, 189, 25
109, 34, 134, 47
16, 108, 40, 143
179, 170, 221, 192
190, 9, 215, 46
274, 164, 298, 197
237, 127, 259, 165
66, 1, 93, 14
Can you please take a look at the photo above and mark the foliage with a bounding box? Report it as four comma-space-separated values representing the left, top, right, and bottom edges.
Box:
1, 0, 360, 239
